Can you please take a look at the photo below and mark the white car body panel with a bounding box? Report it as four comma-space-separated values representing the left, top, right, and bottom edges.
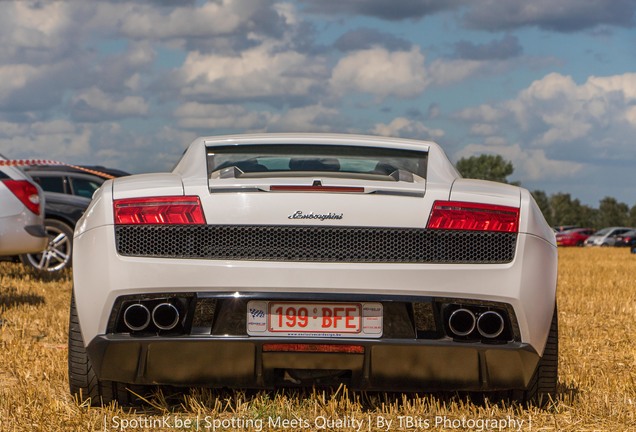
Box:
450, 178, 520, 208
112, 173, 184, 199
0, 161, 47, 255
72, 134, 557, 394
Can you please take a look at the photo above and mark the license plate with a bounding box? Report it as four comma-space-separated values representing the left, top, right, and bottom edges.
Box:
247, 301, 383, 338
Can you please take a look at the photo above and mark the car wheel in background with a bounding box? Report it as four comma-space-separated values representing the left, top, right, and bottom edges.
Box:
19, 219, 73, 276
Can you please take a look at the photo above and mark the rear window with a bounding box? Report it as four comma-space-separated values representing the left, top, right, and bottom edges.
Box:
206, 144, 427, 179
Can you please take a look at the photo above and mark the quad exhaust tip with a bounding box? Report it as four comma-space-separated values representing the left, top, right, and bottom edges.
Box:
152, 303, 180, 331
448, 308, 476, 337
123, 304, 151, 331
476, 311, 505, 338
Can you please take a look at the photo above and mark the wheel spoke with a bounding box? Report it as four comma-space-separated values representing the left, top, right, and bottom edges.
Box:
37, 253, 47, 268
42, 251, 53, 270
49, 233, 67, 247
49, 248, 69, 263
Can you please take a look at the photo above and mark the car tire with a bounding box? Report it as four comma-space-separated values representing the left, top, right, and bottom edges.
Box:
68, 293, 150, 406
518, 305, 558, 406
20, 218, 74, 277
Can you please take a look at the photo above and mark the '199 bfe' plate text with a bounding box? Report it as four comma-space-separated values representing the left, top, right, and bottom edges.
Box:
246, 301, 383, 338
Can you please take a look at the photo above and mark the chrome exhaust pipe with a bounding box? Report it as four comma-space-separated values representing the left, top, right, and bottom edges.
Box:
477, 311, 505, 338
152, 303, 180, 330
448, 308, 476, 337
123, 304, 151, 331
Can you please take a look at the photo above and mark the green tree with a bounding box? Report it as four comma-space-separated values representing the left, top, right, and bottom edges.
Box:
531, 190, 553, 225
597, 197, 629, 227
577, 204, 598, 229
549, 193, 579, 227
455, 154, 514, 184
548, 193, 597, 228
630, 204, 636, 227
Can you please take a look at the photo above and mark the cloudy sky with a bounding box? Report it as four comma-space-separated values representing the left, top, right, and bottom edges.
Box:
1, 0, 635, 206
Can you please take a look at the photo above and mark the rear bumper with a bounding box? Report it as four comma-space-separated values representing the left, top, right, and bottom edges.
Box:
0, 217, 48, 255
73, 226, 558, 354
87, 336, 539, 391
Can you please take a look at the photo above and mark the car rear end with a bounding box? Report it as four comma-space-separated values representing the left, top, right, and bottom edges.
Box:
72, 135, 557, 398
556, 228, 592, 247
0, 158, 47, 255
614, 230, 636, 247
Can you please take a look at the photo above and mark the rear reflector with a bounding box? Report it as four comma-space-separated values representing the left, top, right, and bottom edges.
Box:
114, 196, 206, 225
270, 185, 365, 193
262, 344, 364, 354
2, 179, 41, 215
427, 200, 519, 232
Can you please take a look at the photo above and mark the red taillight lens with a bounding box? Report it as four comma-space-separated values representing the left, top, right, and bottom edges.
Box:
427, 200, 519, 232
3, 179, 41, 215
113, 196, 206, 225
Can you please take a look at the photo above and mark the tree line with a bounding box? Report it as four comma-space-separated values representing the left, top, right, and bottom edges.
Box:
455, 154, 636, 229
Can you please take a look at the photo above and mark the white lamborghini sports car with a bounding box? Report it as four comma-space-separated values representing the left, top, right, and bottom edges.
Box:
69, 134, 558, 405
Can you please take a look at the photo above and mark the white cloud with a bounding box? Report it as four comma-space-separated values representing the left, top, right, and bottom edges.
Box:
330, 47, 429, 99
453, 72, 636, 183
455, 143, 584, 181
0, 120, 92, 161
71, 87, 148, 120
456, 104, 507, 123
118, 1, 244, 39
510, 72, 636, 147
0, 1, 76, 61
267, 105, 341, 132
372, 117, 445, 140
0, 64, 39, 101
428, 59, 483, 86
484, 136, 508, 147
625, 105, 636, 126
178, 41, 327, 101
469, 123, 498, 136
174, 102, 271, 130
586, 74, 636, 99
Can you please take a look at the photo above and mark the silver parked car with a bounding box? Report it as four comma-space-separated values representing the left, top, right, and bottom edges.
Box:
584, 227, 634, 247
0, 156, 48, 256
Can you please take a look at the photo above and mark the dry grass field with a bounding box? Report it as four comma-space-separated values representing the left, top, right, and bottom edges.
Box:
0, 248, 634, 431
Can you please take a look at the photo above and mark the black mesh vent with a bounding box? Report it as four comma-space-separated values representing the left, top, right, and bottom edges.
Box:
115, 225, 516, 264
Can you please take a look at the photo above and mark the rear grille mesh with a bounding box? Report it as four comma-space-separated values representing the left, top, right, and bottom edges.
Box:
115, 225, 516, 264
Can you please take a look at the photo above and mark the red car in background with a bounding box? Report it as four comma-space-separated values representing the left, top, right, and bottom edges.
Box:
556, 228, 594, 247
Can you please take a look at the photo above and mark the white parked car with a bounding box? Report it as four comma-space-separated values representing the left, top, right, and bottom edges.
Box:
69, 134, 558, 406
584, 226, 634, 247
0, 156, 47, 256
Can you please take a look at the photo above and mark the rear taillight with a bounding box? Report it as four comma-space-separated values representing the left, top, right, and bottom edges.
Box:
113, 196, 206, 225
3, 179, 41, 215
427, 200, 519, 233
